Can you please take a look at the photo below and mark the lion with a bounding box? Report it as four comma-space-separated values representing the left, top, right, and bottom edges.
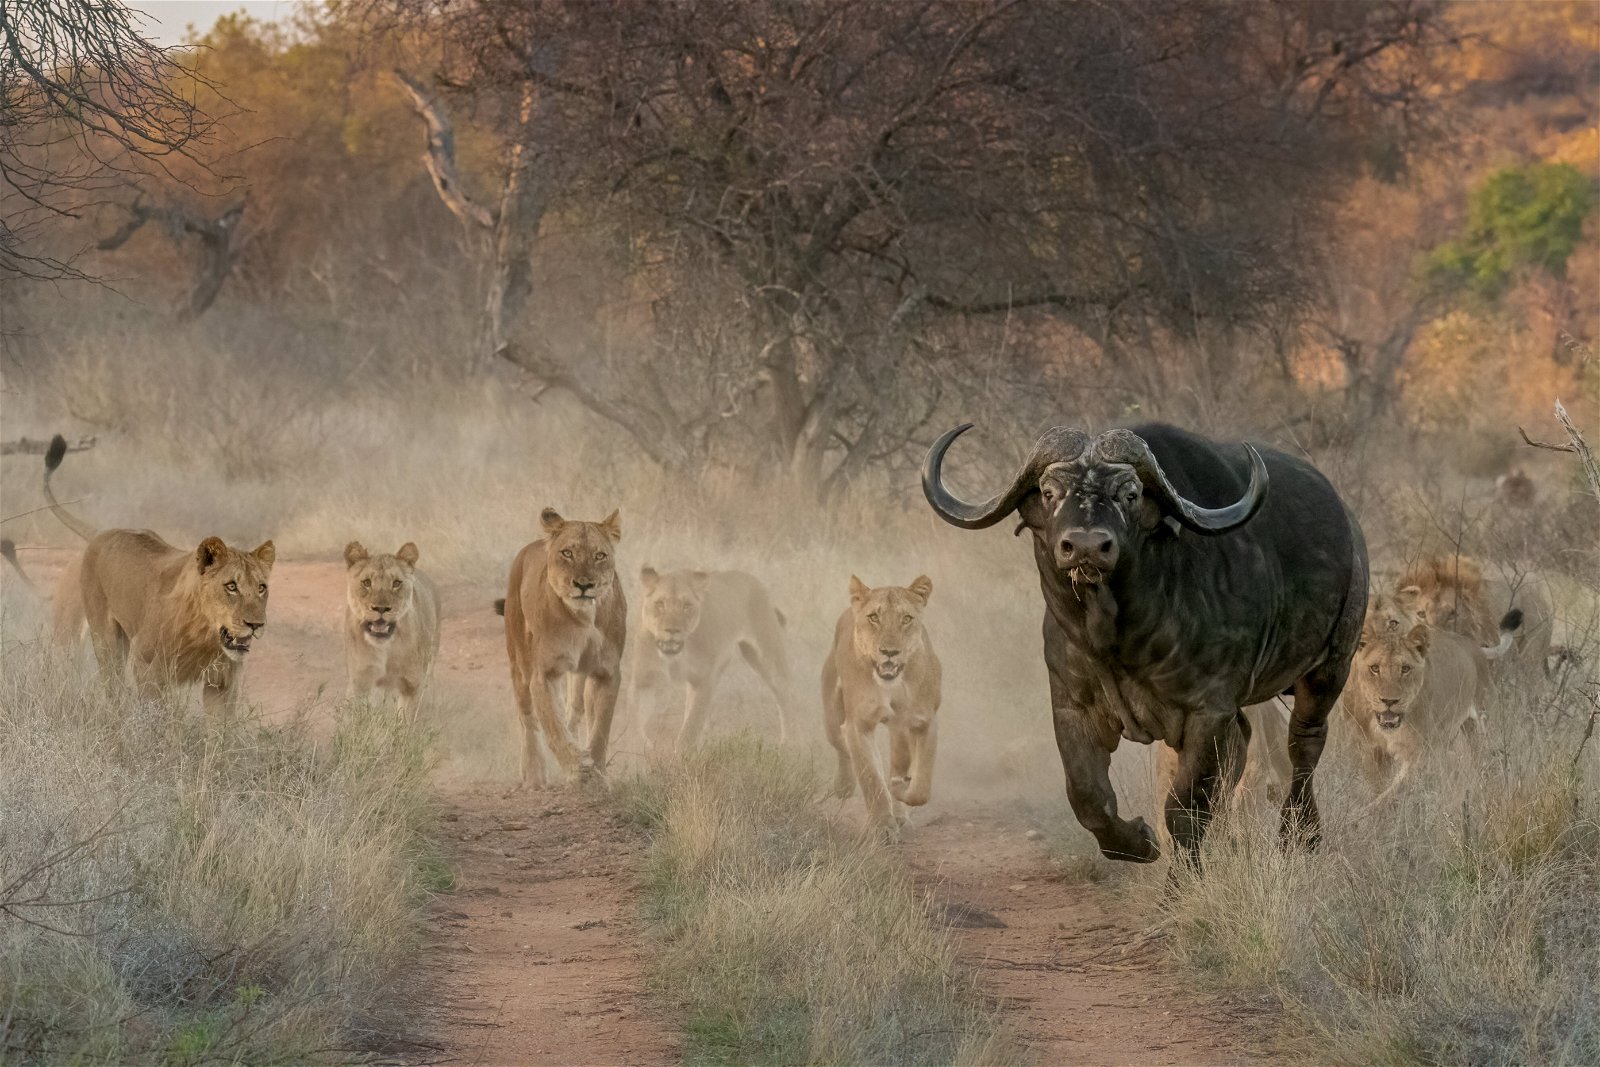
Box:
1154, 700, 1293, 834
344, 541, 439, 719
39, 434, 273, 711
1342, 591, 1520, 802
630, 566, 795, 752
1394, 554, 1551, 686
822, 574, 941, 831
500, 507, 626, 787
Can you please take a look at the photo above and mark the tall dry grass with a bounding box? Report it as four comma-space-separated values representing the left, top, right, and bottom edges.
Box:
0, 648, 447, 1063
614, 738, 1011, 1067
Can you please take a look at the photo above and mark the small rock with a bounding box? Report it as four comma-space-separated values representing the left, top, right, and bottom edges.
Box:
1008, 883, 1027, 892
441, 812, 460, 822
498, 822, 530, 831
520, 944, 532, 950
1025, 829, 1044, 841
501, 910, 514, 918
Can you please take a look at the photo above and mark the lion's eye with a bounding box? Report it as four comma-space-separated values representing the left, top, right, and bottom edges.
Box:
561, 548, 575, 560
902, 614, 912, 625
867, 612, 880, 624
224, 581, 238, 594
1369, 664, 1380, 675
393, 579, 402, 591
258, 584, 267, 595
595, 552, 607, 562
361, 578, 371, 589
1399, 665, 1412, 675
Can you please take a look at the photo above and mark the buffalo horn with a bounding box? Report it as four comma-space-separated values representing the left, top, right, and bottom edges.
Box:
1091, 429, 1268, 534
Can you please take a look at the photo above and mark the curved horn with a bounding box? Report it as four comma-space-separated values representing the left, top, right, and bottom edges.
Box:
1092, 429, 1268, 534
922, 424, 1091, 530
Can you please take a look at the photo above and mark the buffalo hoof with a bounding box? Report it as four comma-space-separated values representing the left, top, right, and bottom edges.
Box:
1098, 817, 1160, 863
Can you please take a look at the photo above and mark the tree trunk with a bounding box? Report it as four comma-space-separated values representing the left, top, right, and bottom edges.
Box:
479, 83, 545, 369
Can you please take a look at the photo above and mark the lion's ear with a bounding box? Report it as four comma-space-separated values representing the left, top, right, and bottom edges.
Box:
196, 537, 229, 573
599, 509, 622, 543
344, 542, 369, 568
1395, 584, 1426, 620
540, 508, 565, 535
1406, 622, 1430, 657
252, 540, 275, 568
395, 542, 420, 567
640, 566, 659, 592
908, 575, 933, 604
848, 575, 870, 606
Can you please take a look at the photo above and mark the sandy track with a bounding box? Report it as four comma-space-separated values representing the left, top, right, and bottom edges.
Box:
9, 548, 1267, 1065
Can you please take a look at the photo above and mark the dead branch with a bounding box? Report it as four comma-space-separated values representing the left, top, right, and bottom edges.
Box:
0, 434, 95, 457
97, 198, 246, 319
393, 69, 496, 230
1553, 400, 1600, 498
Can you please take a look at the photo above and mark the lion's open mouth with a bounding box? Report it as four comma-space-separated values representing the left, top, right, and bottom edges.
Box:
220, 627, 254, 654
875, 661, 904, 681
1375, 710, 1403, 731
656, 639, 684, 656
363, 619, 395, 639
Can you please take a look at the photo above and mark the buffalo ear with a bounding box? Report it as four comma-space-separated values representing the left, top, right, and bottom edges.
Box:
848, 575, 870, 606
599, 509, 622, 543
395, 542, 420, 567
197, 536, 229, 573
540, 508, 565, 534
252, 540, 275, 569
640, 566, 659, 593
908, 575, 933, 604
1134, 495, 1166, 532
344, 541, 369, 568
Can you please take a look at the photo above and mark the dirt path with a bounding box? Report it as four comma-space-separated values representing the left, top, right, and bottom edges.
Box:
909, 811, 1270, 1066
8, 548, 1267, 1065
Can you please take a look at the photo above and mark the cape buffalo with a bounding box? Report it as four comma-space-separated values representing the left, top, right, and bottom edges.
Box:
923, 423, 1367, 863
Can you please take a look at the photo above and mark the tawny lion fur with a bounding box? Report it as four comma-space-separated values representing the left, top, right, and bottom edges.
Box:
344, 541, 439, 719
1394, 554, 1550, 684
631, 567, 795, 751
822, 574, 941, 831
502, 507, 626, 787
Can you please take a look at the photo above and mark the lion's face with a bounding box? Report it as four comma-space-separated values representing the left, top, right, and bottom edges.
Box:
1353, 603, 1428, 731
541, 508, 621, 610
345, 541, 420, 643
194, 537, 274, 661
639, 567, 709, 657
848, 574, 933, 681
1395, 556, 1488, 637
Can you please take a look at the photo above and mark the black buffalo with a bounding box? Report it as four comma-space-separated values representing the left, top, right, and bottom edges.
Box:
923, 423, 1367, 863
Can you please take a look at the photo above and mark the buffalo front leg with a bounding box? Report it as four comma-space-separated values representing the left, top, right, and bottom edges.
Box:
1281, 668, 1341, 849
1164, 711, 1248, 866
1053, 706, 1158, 863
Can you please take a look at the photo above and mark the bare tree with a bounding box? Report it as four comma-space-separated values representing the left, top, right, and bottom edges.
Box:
0, 0, 212, 280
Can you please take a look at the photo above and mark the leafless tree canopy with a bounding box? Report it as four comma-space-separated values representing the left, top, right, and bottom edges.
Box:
0, 0, 211, 279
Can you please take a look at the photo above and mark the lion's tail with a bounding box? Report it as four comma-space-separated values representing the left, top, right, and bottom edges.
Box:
1480, 608, 1523, 661
42, 435, 96, 542
0, 538, 37, 593
493, 598, 506, 617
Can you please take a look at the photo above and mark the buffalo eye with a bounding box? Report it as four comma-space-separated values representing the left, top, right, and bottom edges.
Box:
1368, 664, 1380, 675
224, 580, 238, 594
1040, 486, 1056, 503
561, 548, 575, 560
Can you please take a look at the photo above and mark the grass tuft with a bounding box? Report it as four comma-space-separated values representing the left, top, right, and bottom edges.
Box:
615, 736, 1011, 1067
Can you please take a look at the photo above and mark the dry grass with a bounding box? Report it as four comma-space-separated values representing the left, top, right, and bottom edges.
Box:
1162, 674, 1600, 1065
0, 648, 448, 1063
613, 738, 1011, 1067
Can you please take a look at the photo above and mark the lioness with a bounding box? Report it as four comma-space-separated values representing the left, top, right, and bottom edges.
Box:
1394, 554, 1551, 685
822, 574, 941, 831
1343, 592, 1520, 802
501, 508, 626, 787
631, 566, 794, 751
40, 434, 273, 711
344, 541, 439, 718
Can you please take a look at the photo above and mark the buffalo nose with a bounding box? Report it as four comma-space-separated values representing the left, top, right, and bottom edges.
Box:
1060, 528, 1117, 565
